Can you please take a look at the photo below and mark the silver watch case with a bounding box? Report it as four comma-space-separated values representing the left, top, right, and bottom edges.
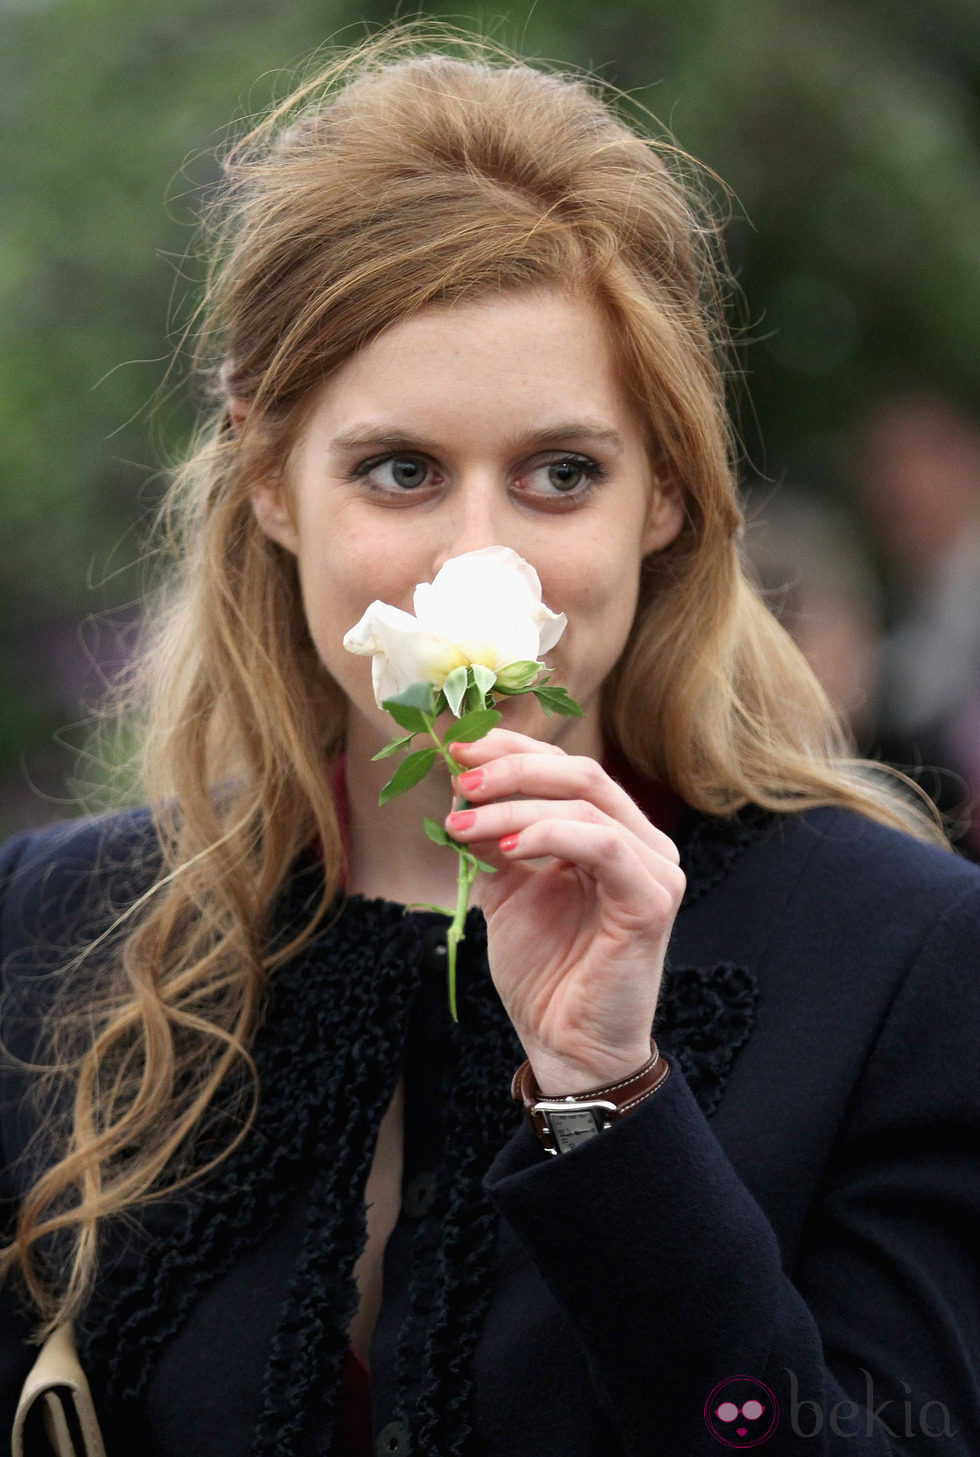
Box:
532, 1097, 618, 1156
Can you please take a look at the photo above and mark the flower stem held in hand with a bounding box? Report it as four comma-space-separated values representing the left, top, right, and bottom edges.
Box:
343, 547, 583, 1020
371, 673, 580, 1020
371, 678, 500, 1019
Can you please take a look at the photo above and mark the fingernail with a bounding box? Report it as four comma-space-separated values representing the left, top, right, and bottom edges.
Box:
456, 769, 484, 793
448, 810, 476, 830
499, 833, 519, 852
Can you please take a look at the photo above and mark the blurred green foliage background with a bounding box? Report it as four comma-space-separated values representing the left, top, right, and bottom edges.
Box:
2, 0, 978, 835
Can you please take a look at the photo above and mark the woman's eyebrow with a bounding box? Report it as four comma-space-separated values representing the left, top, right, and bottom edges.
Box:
328, 421, 625, 453
329, 425, 441, 453
512, 422, 625, 452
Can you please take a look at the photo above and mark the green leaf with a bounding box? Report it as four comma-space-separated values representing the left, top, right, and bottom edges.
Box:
470, 663, 497, 698
422, 816, 451, 847
443, 665, 469, 717
381, 681, 436, 728
463, 851, 497, 874
379, 746, 437, 803
443, 707, 501, 744
371, 733, 416, 761
391, 681, 438, 713
531, 684, 584, 718
381, 700, 430, 734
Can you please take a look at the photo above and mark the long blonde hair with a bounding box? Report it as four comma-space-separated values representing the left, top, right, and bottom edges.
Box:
3, 25, 943, 1332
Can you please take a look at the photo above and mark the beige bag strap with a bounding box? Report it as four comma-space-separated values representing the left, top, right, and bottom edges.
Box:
11, 1323, 107, 1457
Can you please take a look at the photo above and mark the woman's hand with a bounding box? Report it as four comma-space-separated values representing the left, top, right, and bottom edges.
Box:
445, 729, 685, 1095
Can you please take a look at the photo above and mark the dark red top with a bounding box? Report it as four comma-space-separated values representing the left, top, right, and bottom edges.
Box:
337, 1347, 372, 1456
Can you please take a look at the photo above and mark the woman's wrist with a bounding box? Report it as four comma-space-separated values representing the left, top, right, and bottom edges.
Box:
513, 1039, 670, 1156
529, 1041, 658, 1098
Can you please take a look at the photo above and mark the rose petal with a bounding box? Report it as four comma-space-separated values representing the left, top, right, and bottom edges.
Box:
343, 600, 421, 656
344, 601, 462, 706
536, 604, 567, 655
343, 548, 567, 705
418, 547, 565, 668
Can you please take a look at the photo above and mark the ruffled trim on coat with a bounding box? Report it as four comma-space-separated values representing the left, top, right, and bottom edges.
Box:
75, 806, 771, 1455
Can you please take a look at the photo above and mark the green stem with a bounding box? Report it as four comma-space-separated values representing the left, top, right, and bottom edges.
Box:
420, 709, 476, 1023
446, 851, 477, 1022
421, 712, 462, 776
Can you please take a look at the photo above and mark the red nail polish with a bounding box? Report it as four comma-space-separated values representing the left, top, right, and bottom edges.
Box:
448, 810, 476, 830
456, 769, 484, 793
499, 834, 519, 852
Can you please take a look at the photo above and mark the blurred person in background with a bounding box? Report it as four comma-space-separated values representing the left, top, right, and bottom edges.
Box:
742, 488, 883, 746
854, 393, 980, 857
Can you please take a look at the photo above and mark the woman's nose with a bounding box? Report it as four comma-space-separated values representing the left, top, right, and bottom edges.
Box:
430, 480, 509, 572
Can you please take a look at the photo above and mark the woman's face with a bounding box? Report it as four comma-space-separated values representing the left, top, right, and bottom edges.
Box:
251, 288, 684, 755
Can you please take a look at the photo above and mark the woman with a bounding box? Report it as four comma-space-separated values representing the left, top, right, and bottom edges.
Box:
1, 29, 978, 1457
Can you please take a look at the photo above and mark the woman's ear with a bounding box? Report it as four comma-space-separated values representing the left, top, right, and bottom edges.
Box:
227, 396, 249, 433
642, 472, 686, 554
250, 483, 299, 555
227, 392, 298, 553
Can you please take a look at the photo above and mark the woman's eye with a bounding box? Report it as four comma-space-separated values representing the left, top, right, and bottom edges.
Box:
545, 459, 585, 490
521, 454, 604, 499
352, 453, 437, 494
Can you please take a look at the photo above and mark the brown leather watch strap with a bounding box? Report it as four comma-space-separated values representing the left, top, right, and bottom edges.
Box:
511, 1039, 670, 1155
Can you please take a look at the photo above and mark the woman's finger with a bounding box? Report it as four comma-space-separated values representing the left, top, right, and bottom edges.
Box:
449, 727, 564, 762
448, 742, 680, 863
446, 796, 671, 878
489, 817, 685, 921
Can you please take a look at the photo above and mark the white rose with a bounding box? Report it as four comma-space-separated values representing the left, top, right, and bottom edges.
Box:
342, 545, 567, 709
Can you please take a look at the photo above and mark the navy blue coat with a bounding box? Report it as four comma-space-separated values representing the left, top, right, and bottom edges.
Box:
0, 802, 978, 1455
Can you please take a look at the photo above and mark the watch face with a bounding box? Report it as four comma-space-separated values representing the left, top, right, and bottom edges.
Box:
544, 1106, 603, 1154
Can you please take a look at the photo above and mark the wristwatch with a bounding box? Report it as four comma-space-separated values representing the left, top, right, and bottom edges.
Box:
511, 1039, 670, 1155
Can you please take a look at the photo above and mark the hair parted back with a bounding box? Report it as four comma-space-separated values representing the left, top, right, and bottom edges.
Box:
3, 23, 944, 1333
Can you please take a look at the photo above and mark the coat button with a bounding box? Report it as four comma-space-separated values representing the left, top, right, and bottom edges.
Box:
376, 1419, 411, 1456
420, 923, 449, 975
401, 1170, 436, 1218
